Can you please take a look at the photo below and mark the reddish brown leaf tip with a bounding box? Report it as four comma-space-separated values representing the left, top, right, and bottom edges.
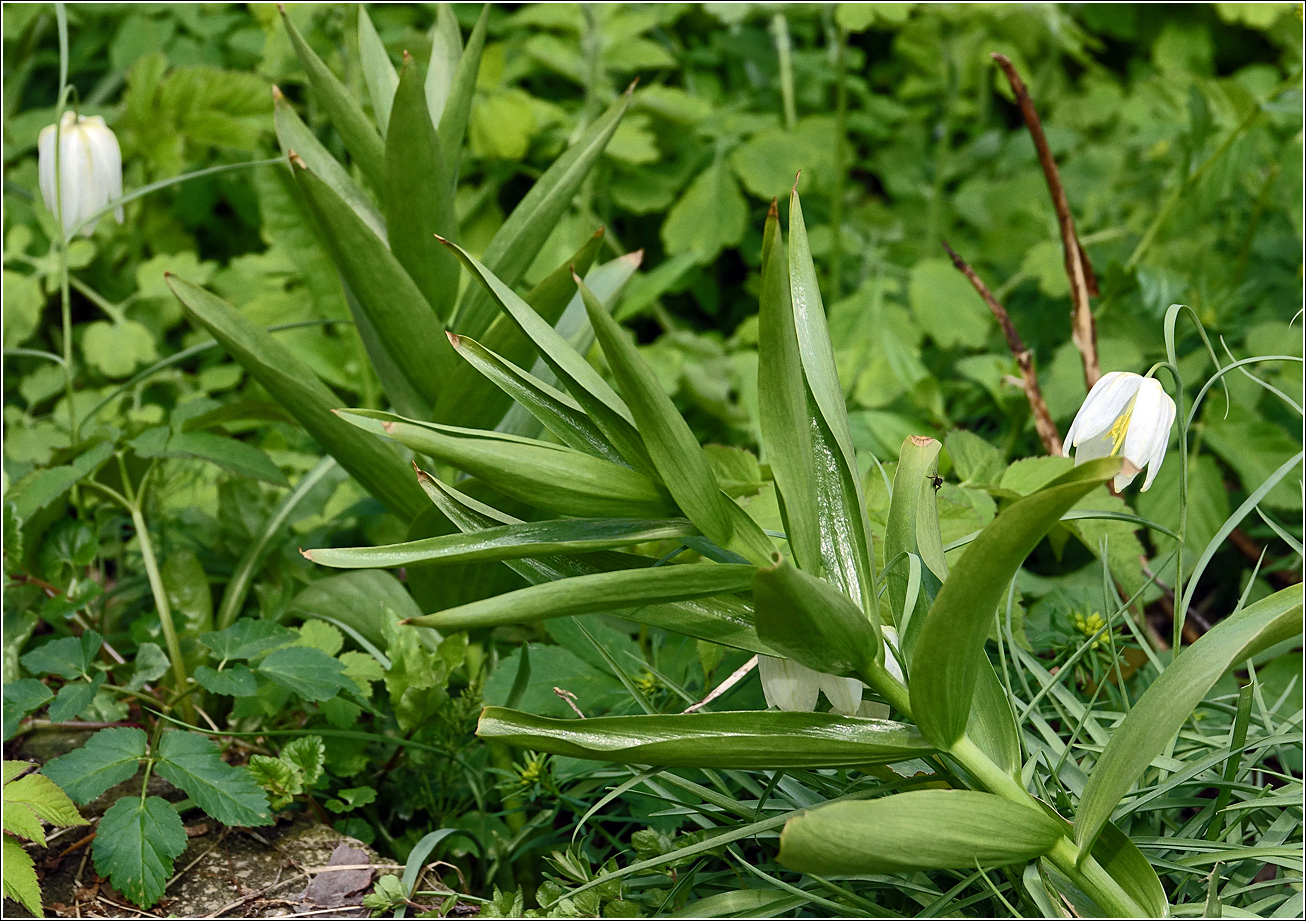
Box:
299, 548, 312, 559
446, 330, 461, 346
288, 151, 307, 169
403, 50, 413, 63
272, 85, 285, 102
791, 171, 802, 195
767, 198, 779, 219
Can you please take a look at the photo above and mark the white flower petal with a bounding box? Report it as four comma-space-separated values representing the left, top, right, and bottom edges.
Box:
818, 674, 864, 716
1140, 390, 1177, 491
758, 655, 820, 712
1066, 372, 1141, 449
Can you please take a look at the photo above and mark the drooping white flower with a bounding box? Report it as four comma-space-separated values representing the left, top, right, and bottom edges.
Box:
38, 111, 123, 237
759, 627, 905, 718
1063, 371, 1177, 491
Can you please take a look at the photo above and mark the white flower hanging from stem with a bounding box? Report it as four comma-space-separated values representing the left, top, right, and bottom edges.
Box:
1063, 371, 1177, 491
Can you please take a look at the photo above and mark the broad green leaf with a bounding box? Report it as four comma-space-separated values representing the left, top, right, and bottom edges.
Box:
293, 161, 450, 407
257, 646, 353, 702
161, 549, 214, 638
778, 790, 1063, 875
356, 5, 398, 133
910, 458, 1120, 750
580, 275, 771, 562
444, 333, 621, 462
425, 4, 461, 129
20, 629, 101, 680
1075, 583, 1303, 854
92, 795, 187, 908
281, 736, 327, 786
193, 664, 258, 697
9, 442, 113, 524
434, 4, 488, 185
434, 229, 606, 431
453, 87, 630, 340
281, 9, 385, 187
200, 621, 295, 661
662, 158, 746, 261
383, 56, 459, 320
168, 275, 428, 520
339, 409, 676, 519
410, 562, 756, 630
477, 707, 933, 768
3, 835, 41, 914
153, 731, 273, 827
130, 426, 288, 486
786, 191, 877, 614
41, 727, 145, 804
47, 673, 105, 722
885, 436, 945, 645
3, 680, 52, 739
753, 555, 880, 679
286, 569, 432, 653
272, 90, 384, 238
419, 473, 777, 654
306, 517, 697, 569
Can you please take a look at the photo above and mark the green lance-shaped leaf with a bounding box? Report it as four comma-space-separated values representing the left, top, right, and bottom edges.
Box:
307, 517, 695, 570
778, 790, 1064, 876
418, 470, 776, 654
384, 54, 459, 320
580, 273, 772, 562
272, 88, 383, 238
452, 87, 630, 341
152, 731, 272, 828
435, 4, 488, 185
753, 554, 881, 679
910, 458, 1121, 751
784, 190, 877, 614
41, 727, 145, 805
281, 8, 385, 188
1075, 583, 1303, 855
435, 229, 606, 432
1036, 803, 1169, 918
758, 201, 820, 575
440, 237, 653, 475
167, 275, 427, 520
292, 159, 451, 407
444, 332, 621, 462
339, 409, 675, 519
92, 796, 187, 908
885, 436, 945, 646
356, 4, 398, 133
425, 4, 461, 129
409, 562, 756, 630
478, 707, 934, 769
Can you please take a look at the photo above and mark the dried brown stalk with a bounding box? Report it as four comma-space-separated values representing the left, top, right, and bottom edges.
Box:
991, 53, 1101, 389
942, 240, 1063, 456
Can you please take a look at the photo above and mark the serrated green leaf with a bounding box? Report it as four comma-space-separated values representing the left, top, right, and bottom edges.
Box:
20, 630, 101, 680
199, 620, 295, 661
193, 664, 259, 697
4, 771, 89, 836
41, 727, 146, 805
3, 680, 52, 739
257, 647, 353, 702
47, 672, 105, 722
296, 620, 344, 657
3, 834, 41, 914
280, 736, 326, 787
153, 732, 272, 828
126, 643, 170, 692
92, 795, 188, 908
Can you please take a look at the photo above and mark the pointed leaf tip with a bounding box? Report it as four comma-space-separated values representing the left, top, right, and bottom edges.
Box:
791, 171, 802, 194
446, 330, 461, 346
767, 198, 779, 219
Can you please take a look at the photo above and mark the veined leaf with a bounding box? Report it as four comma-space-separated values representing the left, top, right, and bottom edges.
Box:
778, 790, 1063, 875
41, 727, 145, 805
2, 680, 52, 740
281, 9, 385, 187
306, 517, 697, 569
3, 769, 87, 845
357, 5, 398, 133
153, 731, 272, 828
419, 472, 777, 654
452, 87, 630, 340
293, 160, 450, 407
384, 56, 459, 320
2, 835, 40, 914
435, 4, 488, 186
92, 795, 187, 908
340, 409, 676, 519
257, 646, 353, 702
409, 562, 756, 630
167, 275, 427, 520
910, 458, 1121, 750
478, 707, 934, 768
1075, 583, 1303, 855
199, 620, 294, 661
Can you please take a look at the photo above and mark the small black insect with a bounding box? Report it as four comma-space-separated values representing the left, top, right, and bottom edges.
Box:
929, 475, 944, 491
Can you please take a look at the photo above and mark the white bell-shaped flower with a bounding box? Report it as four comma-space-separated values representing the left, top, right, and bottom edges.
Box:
759, 627, 905, 718
1063, 371, 1176, 491
38, 111, 124, 237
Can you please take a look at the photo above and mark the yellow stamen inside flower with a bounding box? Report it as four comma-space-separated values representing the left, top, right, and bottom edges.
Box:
1106, 403, 1134, 455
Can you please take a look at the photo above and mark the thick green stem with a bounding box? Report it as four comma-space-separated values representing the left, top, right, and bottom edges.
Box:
129, 502, 195, 724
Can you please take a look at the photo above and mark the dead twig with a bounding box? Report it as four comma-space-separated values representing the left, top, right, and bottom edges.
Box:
942, 240, 1063, 456
991, 52, 1101, 390
683, 655, 759, 714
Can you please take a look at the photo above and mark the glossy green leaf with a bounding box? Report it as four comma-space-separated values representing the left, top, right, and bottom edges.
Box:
1075, 583, 1303, 854
92, 795, 187, 908
434, 4, 487, 185
41, 727, 145, 805
168, 276, 426, 520
477, 707, 933, 769
452, 88, 630, 340
153, 731, 272, 828
384, 56, 459, 320
306, 517, 696, 569
357, 5, 398, 133
339, 409, 676, 519
281, 9, 385, 187
434, 229, 606, 431
753, 554, 880, 679
409, 562, 755, 630
778, 790, 1063, 876
418, 472, 777, 654
885, 436, 944, 647
293, 161, 450, 408
910, 458, 1121, 750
